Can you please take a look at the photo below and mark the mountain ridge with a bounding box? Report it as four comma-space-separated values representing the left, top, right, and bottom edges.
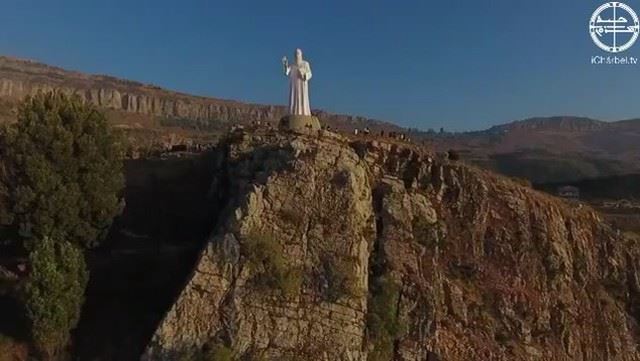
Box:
2, 55, 638, 134
2, 54, 640, 183
0, 55, 403, 133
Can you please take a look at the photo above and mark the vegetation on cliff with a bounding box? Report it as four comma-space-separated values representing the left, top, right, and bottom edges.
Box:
242, 230, 302, 299
366, 275, 404, 361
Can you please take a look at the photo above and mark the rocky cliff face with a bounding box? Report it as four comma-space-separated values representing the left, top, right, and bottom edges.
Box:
0, 56, 401, 132
140, 130, 640, 361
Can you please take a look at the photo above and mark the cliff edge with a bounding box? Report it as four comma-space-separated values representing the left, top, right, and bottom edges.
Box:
142, 130, 640, 361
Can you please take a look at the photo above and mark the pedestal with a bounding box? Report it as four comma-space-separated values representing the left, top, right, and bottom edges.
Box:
278, 115, 321, 134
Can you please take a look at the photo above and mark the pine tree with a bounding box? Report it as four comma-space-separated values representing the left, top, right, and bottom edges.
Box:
24, 236, 88, 360
0, 91, 125, 249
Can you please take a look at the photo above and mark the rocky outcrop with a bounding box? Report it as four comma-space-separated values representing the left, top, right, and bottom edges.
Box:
0, 56, 402, 132
143, 131, 372, 360
141, 130, 640, 361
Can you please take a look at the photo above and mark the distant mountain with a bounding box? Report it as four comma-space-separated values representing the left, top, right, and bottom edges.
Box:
443, 116, 640, 155
485, 116, 608, 133
481, 116, 640, 135
1, 55, 639, 183
612, 118, 640, 129
536, 173, 640, 200
427, 116, 640, 182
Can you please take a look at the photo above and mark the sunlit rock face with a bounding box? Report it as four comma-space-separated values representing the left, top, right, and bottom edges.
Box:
143, 131, 640, 361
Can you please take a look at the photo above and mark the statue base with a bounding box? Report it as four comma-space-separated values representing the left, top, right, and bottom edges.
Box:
279, 115, 321, 134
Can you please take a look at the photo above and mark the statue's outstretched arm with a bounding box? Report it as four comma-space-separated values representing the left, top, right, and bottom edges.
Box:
282, 57, 290, 76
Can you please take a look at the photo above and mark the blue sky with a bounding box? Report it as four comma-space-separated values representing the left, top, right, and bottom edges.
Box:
1, 0, 639, 131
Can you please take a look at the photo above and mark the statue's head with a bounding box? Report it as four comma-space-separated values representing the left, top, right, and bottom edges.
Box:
295, 48, 303, 63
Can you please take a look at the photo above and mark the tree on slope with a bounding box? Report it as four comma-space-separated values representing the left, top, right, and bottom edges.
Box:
24, 236, 87, 360
0, 90, 125, 249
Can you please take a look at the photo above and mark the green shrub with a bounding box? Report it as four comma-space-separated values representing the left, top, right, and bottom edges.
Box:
177, 350, 200, 361
24, 236, 88, 360
278, 268, 303, 299
366, 275, 404, 361
323, 255, 361, 301
412, 218, 436, 248
203, 344, 234, 361
242, 231, 302, 298
412, 218, 446, 251
0, 91, 125, 249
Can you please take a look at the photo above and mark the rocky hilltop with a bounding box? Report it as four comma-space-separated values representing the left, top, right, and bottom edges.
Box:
0, 56, 401, 132
140, 129, 640, 361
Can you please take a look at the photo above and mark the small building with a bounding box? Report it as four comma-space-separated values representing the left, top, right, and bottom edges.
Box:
557, 185, 580, 200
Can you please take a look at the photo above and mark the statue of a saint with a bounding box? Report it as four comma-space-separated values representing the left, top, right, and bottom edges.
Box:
282, 48, 312, 116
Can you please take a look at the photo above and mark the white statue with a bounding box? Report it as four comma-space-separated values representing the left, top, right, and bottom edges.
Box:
282, 48, 312, 116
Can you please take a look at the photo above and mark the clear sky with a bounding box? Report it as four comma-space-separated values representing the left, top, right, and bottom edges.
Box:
1, 0, 639, 131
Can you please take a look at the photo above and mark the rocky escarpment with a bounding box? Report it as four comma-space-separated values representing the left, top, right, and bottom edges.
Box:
0, 56, 401, 132
142, 130, 640, 361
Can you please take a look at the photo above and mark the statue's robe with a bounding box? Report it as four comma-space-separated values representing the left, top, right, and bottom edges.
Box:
286, 60, 312, 116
